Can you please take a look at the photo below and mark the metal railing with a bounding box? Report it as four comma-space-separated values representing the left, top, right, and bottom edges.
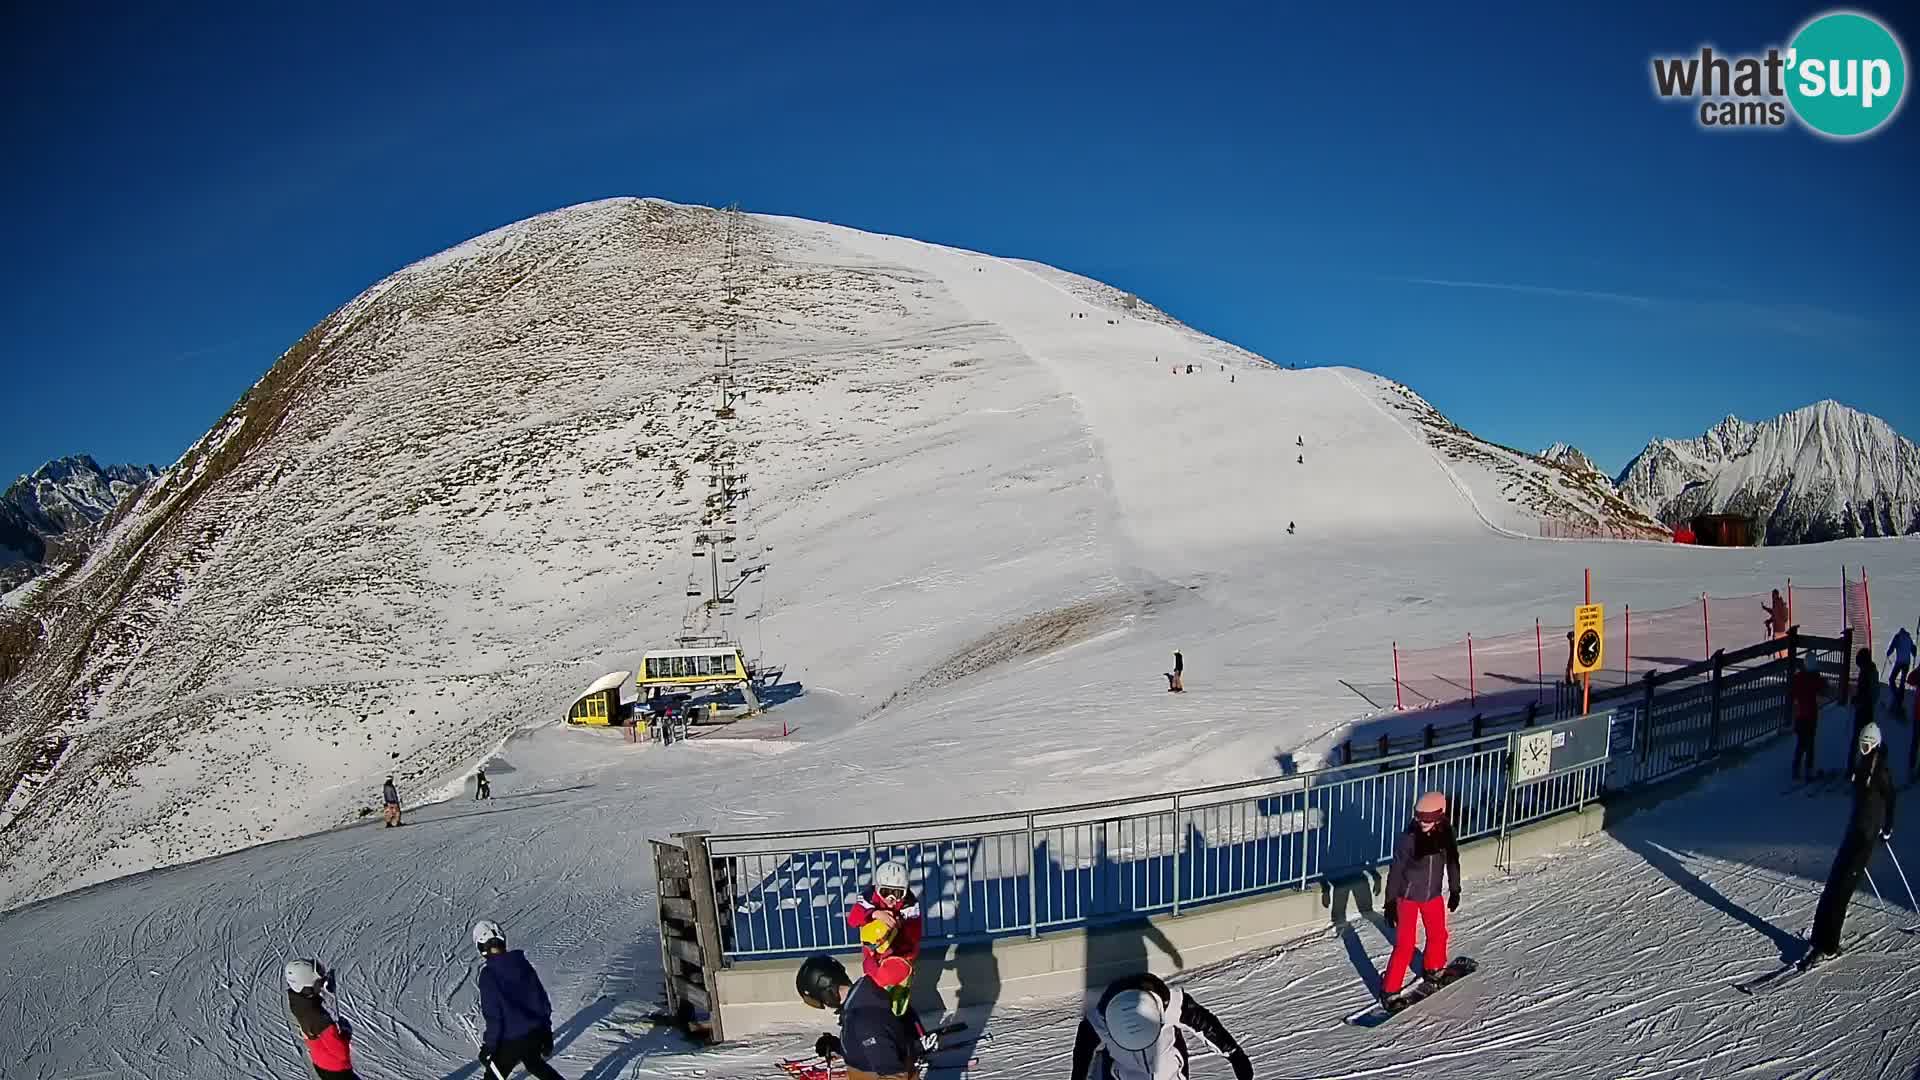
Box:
672, 635, 1846, 962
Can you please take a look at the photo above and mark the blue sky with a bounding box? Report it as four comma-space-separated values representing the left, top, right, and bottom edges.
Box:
1, 2, 1913, 484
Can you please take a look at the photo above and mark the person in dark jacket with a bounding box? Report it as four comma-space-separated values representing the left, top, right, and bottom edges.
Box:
1804, 722, 1897, 968
1850, 651, 1879, 777
475, 767, 492, 801
285, 959, 357, 1080
382, 777, 402, 827
1380, 790, 1462, 998
1070, 972, 1253, 1080
1790, 658, 1828, 781
473, 920, 565, 1080
796, 954, 926, 1080
1888, 627, 1915, 710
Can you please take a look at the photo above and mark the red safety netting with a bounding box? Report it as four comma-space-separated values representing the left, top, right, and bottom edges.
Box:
1536, 517, 1670, 542
1385, 579, 1862, 713
1844, 568, 1873, 653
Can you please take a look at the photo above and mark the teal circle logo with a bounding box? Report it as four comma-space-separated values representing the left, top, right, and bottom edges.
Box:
1786, 11, 1907, 137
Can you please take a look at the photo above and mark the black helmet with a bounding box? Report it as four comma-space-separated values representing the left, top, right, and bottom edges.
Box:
796, 954, 850, 1009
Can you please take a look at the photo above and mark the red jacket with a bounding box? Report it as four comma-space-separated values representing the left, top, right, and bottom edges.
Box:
847, 888, 923, 988
288, 990, 354, 1073
1791, 670, 1827, 732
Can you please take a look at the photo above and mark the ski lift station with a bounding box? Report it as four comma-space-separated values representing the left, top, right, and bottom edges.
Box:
565, 644, 763, 729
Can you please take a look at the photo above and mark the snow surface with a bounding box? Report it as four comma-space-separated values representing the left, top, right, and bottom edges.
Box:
4, 686, 1918, 1080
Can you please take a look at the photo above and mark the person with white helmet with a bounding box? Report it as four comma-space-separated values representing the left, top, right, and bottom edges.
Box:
1070, 972, 1252, 1080
1379, 791, 1462, 1001
472, 920, 566, 1079
846, 859, 923, 1020
1804, 721, 1898, 970
284, 958, 357, 1079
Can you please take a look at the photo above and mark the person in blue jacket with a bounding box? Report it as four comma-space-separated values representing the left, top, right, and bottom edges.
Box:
472, 920, 566, 1080
796, 954, 933, 1079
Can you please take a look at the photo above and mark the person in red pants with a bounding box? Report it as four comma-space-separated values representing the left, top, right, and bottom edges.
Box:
1380, 790, 1461, 1001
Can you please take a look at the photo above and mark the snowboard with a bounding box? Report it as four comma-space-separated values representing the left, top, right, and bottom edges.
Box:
1344, 957, 1478, 1027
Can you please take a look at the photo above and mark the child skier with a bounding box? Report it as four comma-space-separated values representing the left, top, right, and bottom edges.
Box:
1380, 790, 1462, 1000
1803, 722, 1896, 969
846, 859, 923, 1018
1790, 658, 1828, 781
1069, 971, 1254, 1080
285, 959, 357, 1080
473, 919, 566, 1079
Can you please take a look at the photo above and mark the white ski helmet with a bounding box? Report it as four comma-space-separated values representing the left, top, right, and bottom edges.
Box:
1102, 988, 1165, 1052
874, 859, 910, 893
1859, 722, 1883, 755
285, 959, 325, 992
472, 919, 505, 951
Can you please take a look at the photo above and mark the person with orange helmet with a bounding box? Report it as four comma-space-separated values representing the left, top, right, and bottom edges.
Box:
1379, 791, 1461, 1001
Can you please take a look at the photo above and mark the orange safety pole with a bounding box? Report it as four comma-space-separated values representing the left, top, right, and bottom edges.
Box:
1393, 642, 1404, 710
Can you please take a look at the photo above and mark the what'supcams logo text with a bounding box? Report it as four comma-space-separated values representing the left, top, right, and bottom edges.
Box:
1650, 10, 1907, 138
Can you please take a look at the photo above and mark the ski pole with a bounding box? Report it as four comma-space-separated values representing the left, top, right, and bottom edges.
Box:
1886, 841, 1919, 912
1866, 867, 1885, 906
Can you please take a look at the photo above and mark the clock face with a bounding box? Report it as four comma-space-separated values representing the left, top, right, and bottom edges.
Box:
1577, 629, 1602, 668
1516, 731, 1553, 781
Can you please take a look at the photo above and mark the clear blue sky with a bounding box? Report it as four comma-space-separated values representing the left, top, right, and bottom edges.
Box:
2, 2, 1913, 483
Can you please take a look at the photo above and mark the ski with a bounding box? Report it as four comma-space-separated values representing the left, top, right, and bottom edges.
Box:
1735, 929, 1888, 996
1343, 957, 1477, 1028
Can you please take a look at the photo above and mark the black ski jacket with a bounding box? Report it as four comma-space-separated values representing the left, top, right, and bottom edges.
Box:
1386, 822, 1460, 905
1848, 749, 1897, 840
836, 976, 916, 1076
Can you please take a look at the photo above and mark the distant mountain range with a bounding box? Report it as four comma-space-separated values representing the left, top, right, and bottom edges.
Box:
1, 456, 159, 588
1611, 401, 1919, 544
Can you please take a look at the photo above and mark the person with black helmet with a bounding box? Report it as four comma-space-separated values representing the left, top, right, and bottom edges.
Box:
473, 919, 565, 1079
1070, 972, 1253, 1080
796, 954, 924, 1080
284, 958, 358, 1080
1804, 721, 1897, 970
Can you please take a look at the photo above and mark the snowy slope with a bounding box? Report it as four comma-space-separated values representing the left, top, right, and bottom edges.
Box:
0, 200, 1858, 913
3, 685, 1917, 1080
1618, 401, 1920, 543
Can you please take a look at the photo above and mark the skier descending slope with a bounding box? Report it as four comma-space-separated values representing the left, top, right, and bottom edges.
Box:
382, 776, 403, 827
1070, 972, 1253, 1080
285, 959, 358, 1080
796, 954, 925, 1080
473, 920, 567, 1079
1887, 628, 1915, 711
846, 860, 924, 1022
1803, 723, 1898, 970
1380, 791, 1462, 1001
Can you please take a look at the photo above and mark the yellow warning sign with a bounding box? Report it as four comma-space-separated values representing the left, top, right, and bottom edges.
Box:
1572, 603, 1605, 675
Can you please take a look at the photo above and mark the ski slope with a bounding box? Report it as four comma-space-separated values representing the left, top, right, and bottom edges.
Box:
3, 682, 1917, 1080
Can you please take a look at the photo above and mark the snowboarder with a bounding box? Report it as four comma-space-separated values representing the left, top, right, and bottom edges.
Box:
1850, 650, 1879, 776
1886, 627, 1914, 710
846, 859, 924, 1018
473, 920, 566, 1080
1286, 521, 1295, 535
381, 777, 402, 827
1790, 658, 1827, 781
1069, 972, 1253, 1080
1380, 791, 1461, 1001
286, 959, 358, 1080
796, 954, 930, 1080
1803, 722, 1897, 969
1167, 651, 1184, 693
1185, 364, 1193, 374
476, 767, 492, 801
1296, 435, 1303, 446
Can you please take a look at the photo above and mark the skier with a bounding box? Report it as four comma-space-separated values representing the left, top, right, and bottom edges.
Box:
285, 959, 358, 1080
796, 954, 930, 1080
381, 776, 402, 827
1379, 791, 1461, 1001
1763, 589, 1789, 638
476, 767, 492, 801
1167, 650, 1185, 693
1069, 972, 1253, 1080
1802, 722, 1896, 969
1790, 658, 1827, 781
1886, 627, 1914, 710
1850, 650, 1879, 777
1563, 631, 1577, 688
846, 859, 924, 1019
473, 920, 566, 1080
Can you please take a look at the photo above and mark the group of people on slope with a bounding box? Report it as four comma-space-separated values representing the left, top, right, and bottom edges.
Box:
795, 791, 1464, 1079
286, 920, 565, 1080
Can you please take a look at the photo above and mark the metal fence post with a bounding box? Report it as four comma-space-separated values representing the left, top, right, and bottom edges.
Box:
1709, 650, 1725, 753
1025, 813, 1039, 939
1171, 793, 1184, 917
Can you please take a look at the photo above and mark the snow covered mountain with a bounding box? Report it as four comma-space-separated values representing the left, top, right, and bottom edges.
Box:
0, 199, 1671, 910
0, 455, 158, 583
1540, 442, 1602, 477
1616, 401, 1920, 543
